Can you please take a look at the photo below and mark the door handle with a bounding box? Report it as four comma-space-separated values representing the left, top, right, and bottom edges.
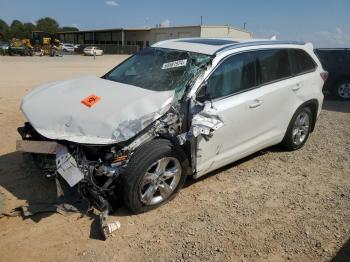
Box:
249, 99, 263, 108
292, 83, 302, 91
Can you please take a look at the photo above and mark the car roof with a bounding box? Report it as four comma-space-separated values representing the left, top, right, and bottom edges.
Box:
152, 38, 306, 55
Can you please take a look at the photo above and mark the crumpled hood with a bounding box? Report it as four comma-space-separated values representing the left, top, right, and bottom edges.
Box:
21, 76, 174, 144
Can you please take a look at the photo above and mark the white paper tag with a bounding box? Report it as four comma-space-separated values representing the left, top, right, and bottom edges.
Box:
161, 59, 187, 70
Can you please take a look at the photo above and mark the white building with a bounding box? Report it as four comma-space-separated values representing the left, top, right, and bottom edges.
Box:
57, 24, 252, 53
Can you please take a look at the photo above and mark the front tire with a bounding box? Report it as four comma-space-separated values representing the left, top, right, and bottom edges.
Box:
122, 139, 188, 214
282, 107, 313, 151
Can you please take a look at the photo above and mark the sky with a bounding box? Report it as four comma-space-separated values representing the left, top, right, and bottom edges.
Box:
0, 0, 349, 47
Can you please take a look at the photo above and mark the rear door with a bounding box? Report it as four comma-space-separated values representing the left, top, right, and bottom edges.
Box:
252, 49, 298, 138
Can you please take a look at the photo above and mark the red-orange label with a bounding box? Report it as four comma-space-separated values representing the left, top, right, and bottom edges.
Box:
81, 94, 101, 108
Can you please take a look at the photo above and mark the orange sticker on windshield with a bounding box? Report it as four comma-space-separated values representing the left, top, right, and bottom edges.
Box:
81, 94, 101, 108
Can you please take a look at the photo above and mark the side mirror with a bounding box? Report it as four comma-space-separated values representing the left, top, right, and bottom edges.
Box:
196, 82, 210, 103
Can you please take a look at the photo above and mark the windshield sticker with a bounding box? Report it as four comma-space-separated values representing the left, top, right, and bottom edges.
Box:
161, 59, 187, 70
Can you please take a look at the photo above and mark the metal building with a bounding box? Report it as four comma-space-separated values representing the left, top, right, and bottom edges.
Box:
57, 25, 252, 54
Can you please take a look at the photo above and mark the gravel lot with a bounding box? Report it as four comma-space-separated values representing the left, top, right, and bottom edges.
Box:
0, 55, 349, 262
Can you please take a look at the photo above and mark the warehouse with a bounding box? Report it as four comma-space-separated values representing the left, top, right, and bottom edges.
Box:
57, 24, 252, 53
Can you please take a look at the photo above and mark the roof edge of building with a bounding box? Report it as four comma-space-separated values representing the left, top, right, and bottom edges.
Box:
57, 24, 252, 35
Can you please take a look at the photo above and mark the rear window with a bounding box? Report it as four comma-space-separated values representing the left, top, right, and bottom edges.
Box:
289, 49, 316, 75
255, 49, 291, 84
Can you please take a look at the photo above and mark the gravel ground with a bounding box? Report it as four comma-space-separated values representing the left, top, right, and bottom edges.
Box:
0, 56, 349, 262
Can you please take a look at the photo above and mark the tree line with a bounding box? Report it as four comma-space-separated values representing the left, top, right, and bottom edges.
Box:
0, 17, 79, 41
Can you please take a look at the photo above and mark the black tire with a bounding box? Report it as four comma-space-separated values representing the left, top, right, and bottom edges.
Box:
122, 139, 188, 214
282, 107, 313, 151
333, 80, 350, 100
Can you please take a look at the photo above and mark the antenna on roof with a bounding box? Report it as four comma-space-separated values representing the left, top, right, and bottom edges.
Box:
200, 16, 203, 25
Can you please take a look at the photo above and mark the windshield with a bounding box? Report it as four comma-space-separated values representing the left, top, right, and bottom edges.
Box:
105, 48, 212, 94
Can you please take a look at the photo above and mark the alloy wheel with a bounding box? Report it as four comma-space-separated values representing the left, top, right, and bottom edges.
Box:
292, 111, 310, 146
140, 157, 181, 205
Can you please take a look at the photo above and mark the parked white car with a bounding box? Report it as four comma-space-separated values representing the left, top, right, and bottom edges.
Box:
61, 43, 75, 52
17, 38, 325, 219
83, 46, 103, 56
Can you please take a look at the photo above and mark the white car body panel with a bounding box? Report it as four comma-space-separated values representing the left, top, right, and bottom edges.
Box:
21, 76, 174, 144
190, 43, 324, 178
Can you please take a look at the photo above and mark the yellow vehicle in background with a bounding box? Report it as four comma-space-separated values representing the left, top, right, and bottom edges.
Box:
32, 31, 61, 56
8, 38, 34, 56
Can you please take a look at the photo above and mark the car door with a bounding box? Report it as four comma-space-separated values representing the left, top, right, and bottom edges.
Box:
195, 51, 270, 177
252, 49, 299, 139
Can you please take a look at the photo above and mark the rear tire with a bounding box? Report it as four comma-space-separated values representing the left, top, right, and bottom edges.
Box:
282, 107, 313, 151
122, 139, 188, 214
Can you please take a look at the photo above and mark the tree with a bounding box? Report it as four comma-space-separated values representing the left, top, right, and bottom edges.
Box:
0, 19, 9, 41
36, 17, 59, 34
10, 20, 24, 39
60, 26, 79, 32
23, 22, 36, 39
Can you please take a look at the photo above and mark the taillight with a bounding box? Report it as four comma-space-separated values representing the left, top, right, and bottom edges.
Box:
320, 71, 328, 81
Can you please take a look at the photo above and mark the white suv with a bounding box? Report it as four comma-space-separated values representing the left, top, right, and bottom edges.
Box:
18, 38, 326, 216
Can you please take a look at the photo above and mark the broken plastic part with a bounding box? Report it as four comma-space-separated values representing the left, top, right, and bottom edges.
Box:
191, 112, 223, 137
99, 209, 121, 240
56, 146, 84, 187
178, 107, 224, 145
102, 220, 121, 239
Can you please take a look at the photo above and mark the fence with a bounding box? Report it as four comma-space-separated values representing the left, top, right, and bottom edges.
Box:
75, 44, 139, 55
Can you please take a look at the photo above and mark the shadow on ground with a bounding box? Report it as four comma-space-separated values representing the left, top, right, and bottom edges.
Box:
0, 152, 90, 221
0, 151, 57, 220
0, 151, 120, 240
323, 98, 350, 113
331, 238, 350, 262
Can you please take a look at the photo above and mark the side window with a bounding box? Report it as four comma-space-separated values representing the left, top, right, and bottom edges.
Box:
206, 53, 256, 99
256, 49, 291, 84
289, 49, 317, 75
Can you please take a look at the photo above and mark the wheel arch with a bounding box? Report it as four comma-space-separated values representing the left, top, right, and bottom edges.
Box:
152, 135, 192, 175
295, 99, 319, 132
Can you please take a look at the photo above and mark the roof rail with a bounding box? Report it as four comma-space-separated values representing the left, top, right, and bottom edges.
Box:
214, 40, 306, 55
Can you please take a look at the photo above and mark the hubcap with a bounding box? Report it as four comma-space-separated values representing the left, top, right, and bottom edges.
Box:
338, 83, 350, 99
140, 157, 181, 205
292, 111, 310, 146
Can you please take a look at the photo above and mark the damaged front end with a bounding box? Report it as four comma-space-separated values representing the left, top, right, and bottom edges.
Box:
17, 107, 181, 204
17, 107, 184, 238
16, 47, 224, 238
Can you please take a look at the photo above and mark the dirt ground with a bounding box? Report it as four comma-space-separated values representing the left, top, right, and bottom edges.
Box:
0, 55, 349, 262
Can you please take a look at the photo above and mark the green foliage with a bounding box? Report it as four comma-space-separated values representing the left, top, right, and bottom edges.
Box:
10, 20, 24, 39
36, 17, 59, 34
60, 27, 79, 32
0, 17, 79, 41
23, 23, 36, 39
0, 19, 10, 41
